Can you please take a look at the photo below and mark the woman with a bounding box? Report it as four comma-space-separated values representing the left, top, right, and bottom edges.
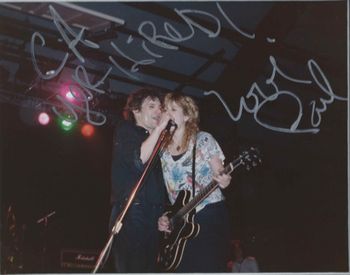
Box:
158, 93, 232, 272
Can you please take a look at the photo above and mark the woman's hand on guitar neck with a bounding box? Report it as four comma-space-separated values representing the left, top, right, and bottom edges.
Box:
158, 214, 171, 233
210, 155, 232, 189
213, 173, 232, 189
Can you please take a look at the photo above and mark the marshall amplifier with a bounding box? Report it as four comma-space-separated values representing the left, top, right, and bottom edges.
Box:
60, 249, 99, 271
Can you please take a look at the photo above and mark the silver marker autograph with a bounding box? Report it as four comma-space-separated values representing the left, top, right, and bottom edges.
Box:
29, 5, 346, 133
204, 56, 347, 134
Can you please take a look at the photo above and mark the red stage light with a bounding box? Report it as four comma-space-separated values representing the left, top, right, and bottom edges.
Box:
81, 124, 95, 137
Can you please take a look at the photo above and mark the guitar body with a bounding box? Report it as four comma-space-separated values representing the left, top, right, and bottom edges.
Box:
158, 190, 200, 272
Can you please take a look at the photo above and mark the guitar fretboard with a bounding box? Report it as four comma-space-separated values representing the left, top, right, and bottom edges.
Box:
174, 158, 242, 219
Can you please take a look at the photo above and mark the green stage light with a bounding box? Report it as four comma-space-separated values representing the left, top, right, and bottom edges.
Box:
58, 117, 75, 131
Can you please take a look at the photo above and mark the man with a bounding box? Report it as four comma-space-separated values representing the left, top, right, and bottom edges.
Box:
109, 87, 171, 272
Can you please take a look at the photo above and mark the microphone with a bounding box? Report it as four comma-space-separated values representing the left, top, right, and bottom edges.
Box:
165, 120, 177, 131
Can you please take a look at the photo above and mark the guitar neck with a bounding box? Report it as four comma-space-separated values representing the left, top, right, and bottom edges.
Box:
175, 159, 241, 219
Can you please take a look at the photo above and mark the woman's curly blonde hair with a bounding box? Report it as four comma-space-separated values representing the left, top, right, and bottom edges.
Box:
164, 93, 200, 151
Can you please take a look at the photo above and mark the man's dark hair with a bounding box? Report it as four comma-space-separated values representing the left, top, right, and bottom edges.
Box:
123, 87, 164, 122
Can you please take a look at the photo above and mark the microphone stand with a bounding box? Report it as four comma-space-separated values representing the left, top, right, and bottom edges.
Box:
37, 211, 56, 273
92, 127, 173, 273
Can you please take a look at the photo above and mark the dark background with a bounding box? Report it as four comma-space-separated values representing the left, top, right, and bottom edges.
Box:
0, 1, 348, 273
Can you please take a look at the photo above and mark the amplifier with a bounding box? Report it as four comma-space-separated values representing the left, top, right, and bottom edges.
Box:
60, 249, 99, 270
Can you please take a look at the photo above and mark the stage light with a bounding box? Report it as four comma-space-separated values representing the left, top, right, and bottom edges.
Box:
58, 117, 75, 132
81, 123, 95, 138
66, 91, 74, 100
38, 112, 50, 125
60, 84, 81, 104
64, 89, 76, 102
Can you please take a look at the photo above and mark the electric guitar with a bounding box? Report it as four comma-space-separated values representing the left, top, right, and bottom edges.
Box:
157, 147, 261, 272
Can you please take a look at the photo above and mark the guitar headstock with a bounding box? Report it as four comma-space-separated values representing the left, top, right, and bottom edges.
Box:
239, 147, 262, 171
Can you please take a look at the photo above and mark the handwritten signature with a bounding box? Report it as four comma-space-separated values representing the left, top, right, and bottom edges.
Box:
29, 4, 347, 133
204, 56, 347, 134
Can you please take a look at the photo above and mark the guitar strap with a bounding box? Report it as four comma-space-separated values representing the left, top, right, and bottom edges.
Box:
191, 136, 196, 198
